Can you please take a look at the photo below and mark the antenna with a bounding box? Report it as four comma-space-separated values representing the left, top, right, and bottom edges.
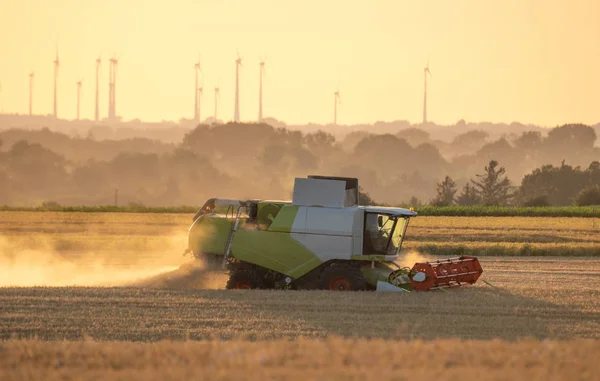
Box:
333, 90, 340, 125
423, 57, 431, 124
258, 58, 265, 122
234, 52, 242, 122
95, 56, 101, 121
29, 72, 35, 116
53, 46, 60, 118
76, 79, 83, 120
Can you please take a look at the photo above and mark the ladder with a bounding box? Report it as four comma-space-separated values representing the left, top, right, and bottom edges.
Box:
221, 204, 245, 270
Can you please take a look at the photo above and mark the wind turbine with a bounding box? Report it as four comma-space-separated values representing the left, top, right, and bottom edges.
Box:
95, 56, 101, 121
198, 86, 203, 123
333, 90, 340, 125
53, 47, 60, 118
423, 59, 431, 124
194, 56, 202, 123
108, 55, 119, 121
214, 86, 220, 123
258, 59, 265, 122
234, 52, 242, 122
108, 56, 114, 120
29, 72, 35, 116
76, 79, 83, 120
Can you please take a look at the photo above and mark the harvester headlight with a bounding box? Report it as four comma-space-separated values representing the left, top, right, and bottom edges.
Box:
412, 272, 426, 282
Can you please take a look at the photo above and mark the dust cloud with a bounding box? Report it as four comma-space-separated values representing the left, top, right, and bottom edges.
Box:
0, 234, 224, 288
395, 249, 431, 268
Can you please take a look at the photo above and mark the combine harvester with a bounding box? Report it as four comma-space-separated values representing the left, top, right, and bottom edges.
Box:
185, 176, 482, 291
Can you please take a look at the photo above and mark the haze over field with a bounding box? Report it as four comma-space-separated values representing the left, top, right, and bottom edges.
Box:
0, 0, 598, 126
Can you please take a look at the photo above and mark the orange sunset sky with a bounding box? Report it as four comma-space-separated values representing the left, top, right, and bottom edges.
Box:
0, 0, 598, 126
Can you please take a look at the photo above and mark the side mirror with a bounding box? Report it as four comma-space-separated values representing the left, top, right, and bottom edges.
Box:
377, 216, 383, 227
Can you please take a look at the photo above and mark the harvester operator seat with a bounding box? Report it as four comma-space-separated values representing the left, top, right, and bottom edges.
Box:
363, 213, 388, 254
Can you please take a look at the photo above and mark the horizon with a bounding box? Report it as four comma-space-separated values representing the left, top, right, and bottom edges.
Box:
1, 112, 598, 130
0, 0, 598, 126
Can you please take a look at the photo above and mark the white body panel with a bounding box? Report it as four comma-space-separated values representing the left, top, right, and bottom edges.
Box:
352, 209, 364, 255
292, 178, 346, 208
291, 233, 353, 262
290, 206, 356, 236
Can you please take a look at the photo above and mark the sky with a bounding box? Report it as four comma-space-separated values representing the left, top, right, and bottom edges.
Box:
0, 0, 598, 126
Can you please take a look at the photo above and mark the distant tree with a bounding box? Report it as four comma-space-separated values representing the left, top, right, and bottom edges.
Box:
523, 195, 551, 207
397, 128, 430, 146
358, 187, 377, 206
452, 130, 489, 148
513, 131, 543, 151
455, 183, 480, 206
545, 124, 597, 153
41, 201, 61, 208
431, 176, 457, 206
518, 162, 590, 206
575, 185, 600, 206
305, 130, 335, 155
471, 160, 514, 205
7, 140, 68, 191
408, 196, 422, 207
588, 161, 600, 185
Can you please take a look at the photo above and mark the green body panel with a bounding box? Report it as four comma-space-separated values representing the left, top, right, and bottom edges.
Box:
189, 215, 232, 255
361, 263, 412, 289
351, 254, 394, 261
267, 205, 299, 233
231, 230, 321, 278
188, 208, 322, 279
360, 264, 394, 286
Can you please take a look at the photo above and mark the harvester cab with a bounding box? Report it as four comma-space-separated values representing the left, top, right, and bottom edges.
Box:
187, 176, 482, 291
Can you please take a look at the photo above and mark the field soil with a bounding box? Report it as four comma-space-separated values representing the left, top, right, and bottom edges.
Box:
1, 258, 599, 341
1, 211, 599, 379
0, 212, 598, 288
1, 339, 598, 381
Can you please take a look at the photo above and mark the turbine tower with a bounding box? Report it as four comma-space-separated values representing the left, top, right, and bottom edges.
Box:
194, 58, 202, 123
29, 72, 34, 116
108, 57, 113, 120
108, 56, 118, 121
258, 59, 265, 122
423, 60, 431, 124
198, 86, 203, 122
333, 90, 340, 125
53, 48, 60, 118
76, 79, 83, 120
234, 54, 242, 122
214, 87, 220, 122
95, 57, 101, 121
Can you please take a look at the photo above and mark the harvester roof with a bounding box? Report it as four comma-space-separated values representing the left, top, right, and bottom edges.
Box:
360, 206, 417, 217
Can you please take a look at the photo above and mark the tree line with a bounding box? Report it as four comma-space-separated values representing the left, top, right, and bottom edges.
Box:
428, 160, 600, 207
0, 122, 598, 207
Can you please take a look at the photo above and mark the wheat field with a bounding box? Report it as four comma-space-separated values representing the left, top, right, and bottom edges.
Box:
1, 339, 599, 381
1, 211, 599, 379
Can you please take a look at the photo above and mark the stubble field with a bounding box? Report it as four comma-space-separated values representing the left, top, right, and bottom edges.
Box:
0, 211, 599, 380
